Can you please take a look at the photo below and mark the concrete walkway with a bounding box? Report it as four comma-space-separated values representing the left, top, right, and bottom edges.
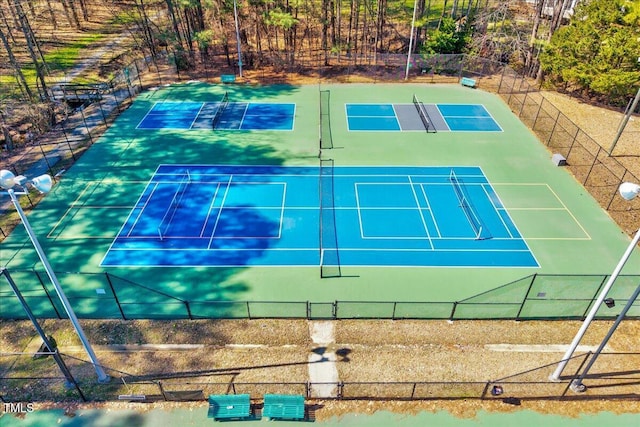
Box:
309, 321, 339, 398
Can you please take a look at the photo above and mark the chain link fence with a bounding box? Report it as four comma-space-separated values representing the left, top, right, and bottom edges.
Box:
3, 350, 638, 403
2, 269, 638, 320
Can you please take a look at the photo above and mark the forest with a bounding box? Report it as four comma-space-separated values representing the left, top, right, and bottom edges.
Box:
1, 0, 639, 138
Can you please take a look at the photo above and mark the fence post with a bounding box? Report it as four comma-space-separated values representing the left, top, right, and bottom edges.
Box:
185, 301, 193, 320
497, 65, 507, 93
105, 272, 126, 320
246, 301, 251, 319
480, 381, 491, 399
449, 302, 458, 321
532, 96, 544, 130
582, 275, 609, 319
606, 174, 626, 210
547, 109, 561, 146
518, 85, 529, 117
158, 380, 169, 400
78, 107, 93, 143
565, 126, 580, 160
561, 352, 591, 397
516, 274, 537, 320
34, 269, 62, 318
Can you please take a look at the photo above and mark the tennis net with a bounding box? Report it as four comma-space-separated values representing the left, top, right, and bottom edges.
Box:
319, 159, 341, 278
320, 90, 333, 150
211, 91, 229, 129
412, 94, 435, 133
449, 169, 485, 240
158, 171, 192, 240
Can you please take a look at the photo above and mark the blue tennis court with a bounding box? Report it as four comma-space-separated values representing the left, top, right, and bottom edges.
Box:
437, 104, 503, 131
215, 103, 295, 130
346, 103, 501, 132
101, 165, 537, 268
137, 102, 205, 129
136, 101, 295, 130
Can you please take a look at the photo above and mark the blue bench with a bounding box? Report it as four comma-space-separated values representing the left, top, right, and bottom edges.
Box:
207, 394, 251, 420
461, 77, 477, 88
262, 394, 305, 420
220, 74, 236, 84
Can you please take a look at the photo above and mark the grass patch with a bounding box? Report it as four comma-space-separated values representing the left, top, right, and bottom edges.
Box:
46, 33, 106, 72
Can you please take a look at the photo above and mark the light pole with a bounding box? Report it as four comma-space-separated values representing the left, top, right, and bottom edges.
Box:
570, 181, 640, 392
233, 0, 243, 78
1, 169, 110, 383
404, 0, 418, 80
549, 181, 640, 383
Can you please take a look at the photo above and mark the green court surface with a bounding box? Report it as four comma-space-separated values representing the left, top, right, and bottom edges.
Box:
2, 407, 640, 427
2, 82, 639, 318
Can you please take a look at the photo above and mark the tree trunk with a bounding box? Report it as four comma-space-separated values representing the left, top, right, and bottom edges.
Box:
164, 0, 184, 47
322, 0, 329, 64
59, 0, 78, 29
79, 0, 89, 21
65, 0, 81, 29
1, 1, 18, 44
45, 0, 58, 29
135, 0, 157, 58
0, 23, 34, 100
549, 0, 570, 41
438, 0, 449, 31
13, 0, 48, 99
526, 0, 545, 77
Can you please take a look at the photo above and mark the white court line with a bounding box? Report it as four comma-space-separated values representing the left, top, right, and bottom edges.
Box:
278, 182, 287, 239
407, 176, 433, 249
125, 182, 160, 237
480, 183, 514, 239
491, 182, 591, 240
354, 182, 365, 239
199, 182, 222, 238
237, 103, 249, 129
48, 181, 96, 238
188, 102, 206, 129
420, 184, 441, 238
208, 176, 233, 249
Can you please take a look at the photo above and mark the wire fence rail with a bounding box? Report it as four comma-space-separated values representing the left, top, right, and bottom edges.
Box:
2, 269, 638, 320
2, 351, 638, 403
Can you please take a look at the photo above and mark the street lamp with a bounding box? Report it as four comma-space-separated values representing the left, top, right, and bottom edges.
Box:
549, 181, 640, 383
0, 169, 110, 383
568, 181, 640, 392
233, 0, 243, 78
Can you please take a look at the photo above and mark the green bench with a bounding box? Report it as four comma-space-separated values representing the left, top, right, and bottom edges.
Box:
460, 77, 477, 88
207, 394, 251, 420
262, 394, 305, 420
220, 74, 236, 84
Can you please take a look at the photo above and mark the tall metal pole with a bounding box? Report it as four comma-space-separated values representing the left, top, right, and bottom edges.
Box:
609, 87, 640, 154
571, 278, 640, 392
6, 189, 110, 383
233, 0, 243, 78
549, 227, 640, 381
405, 0, 418, 80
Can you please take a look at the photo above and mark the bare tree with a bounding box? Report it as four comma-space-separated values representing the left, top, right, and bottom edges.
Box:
0, 22, 33, 100
12, 0, 48, 99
